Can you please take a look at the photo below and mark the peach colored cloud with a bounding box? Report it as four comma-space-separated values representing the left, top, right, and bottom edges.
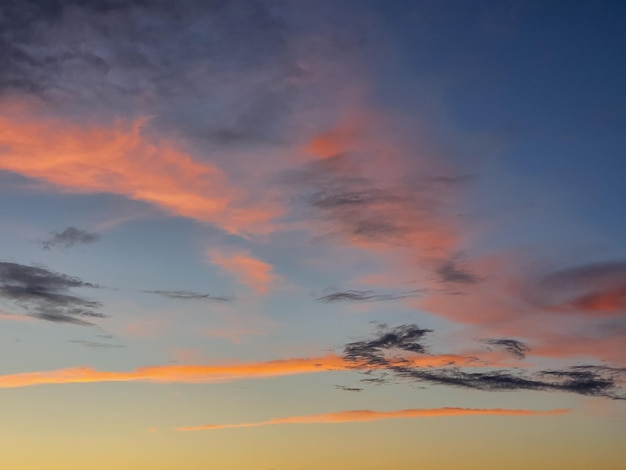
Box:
207, 248, 277, 294
0, 353, 492, 389
0, 311, 37, 323
0, 101, 278, 235
176, 407, 569, 431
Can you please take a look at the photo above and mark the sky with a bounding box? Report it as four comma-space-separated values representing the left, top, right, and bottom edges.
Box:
0, 0, 625, 468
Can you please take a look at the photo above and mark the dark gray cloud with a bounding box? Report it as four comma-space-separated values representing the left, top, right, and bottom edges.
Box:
0, 0, 299, 149
481, 338, 530, 359
0, 261, 103, 325
342, 324, 626, 400
144, 289, 234, 303
40, 226, 100, 250
334, 385, 363, 392
317, 289, 420, 304
436, 257, 481, 285
343, 324, 432, 367
524, 260, 626, 315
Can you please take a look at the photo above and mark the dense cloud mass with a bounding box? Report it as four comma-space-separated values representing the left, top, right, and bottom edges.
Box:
0, 261, 102, 325
343, 324, 626, 400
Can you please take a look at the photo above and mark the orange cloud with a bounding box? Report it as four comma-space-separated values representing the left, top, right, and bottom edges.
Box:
0, 101, 278, 235
0, 353, 495, 389
207, 248, 276, 294
0, 355, 345, 389
176, 407, 569, 431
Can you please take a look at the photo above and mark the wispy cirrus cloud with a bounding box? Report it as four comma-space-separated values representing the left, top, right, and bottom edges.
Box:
176, 407, 569, 431
0, 261, 102, 325
40, 227, 100, 250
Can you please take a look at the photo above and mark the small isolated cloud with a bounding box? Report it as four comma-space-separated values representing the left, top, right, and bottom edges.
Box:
207, 248, 276, 294
40, 227, 100, 250
436, 256, 481, 285
334, 385, 363, 392
143, 290, 234, 303
317, 289, 420, 304
343, 324, 626, 400
0, 261, 102, 325
481, 338, 530, 360
175, 407, 569, 431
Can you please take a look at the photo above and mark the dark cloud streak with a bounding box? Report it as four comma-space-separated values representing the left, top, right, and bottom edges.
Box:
144, 289, 234, 303
0, 261, 102, 325
317, 289, 420, 304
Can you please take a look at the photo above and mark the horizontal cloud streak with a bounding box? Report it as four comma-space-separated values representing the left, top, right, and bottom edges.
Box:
0, 353, 488, 389
143, 290, 233, 303
176, 407, 569, 431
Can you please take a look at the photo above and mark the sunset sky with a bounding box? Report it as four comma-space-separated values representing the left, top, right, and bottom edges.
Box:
1, 1, 625, 469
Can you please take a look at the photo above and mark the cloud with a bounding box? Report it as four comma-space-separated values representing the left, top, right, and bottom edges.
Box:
0, 105, 279, 235
40, 227, 100, 250
175, 407, 569, 431
334, 385, 363, 392
343, 324, 626, 400
0, 261, 102, 325
0, 354, 347, 389
436, 256, 481, 285
143, 290, 233, 303
0, 351, 495, 390
524, 261, 626, 316
343, 324, 432, 366
316, 289, 420, 304
284, 125, 463, 256
481, 338, 530, 359
0, 0, 293, 107
207, 248, 276, 294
